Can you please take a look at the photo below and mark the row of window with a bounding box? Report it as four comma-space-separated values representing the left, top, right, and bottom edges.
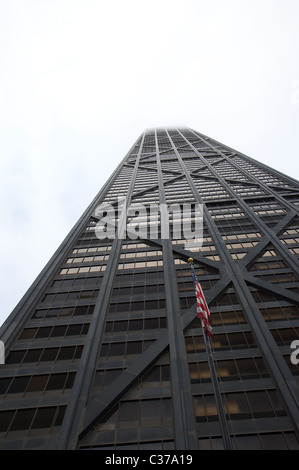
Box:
75, 237, 110, 248
257, 272, 298, 284
112, 283, 165, 297
205, 309, 247, 326
104, 317, 167, 333
99, 340, 154, 359
235, 166, 288, 187
51, 276, 102, 290
189, 357, 269, 383
6, 345, 83, 365
42, 289, 99, 304
18, 323, 89, 341
132, 195, 160, 205
217, 222, 259, 236
0, 406, 66, 434
251, 208, 286, 217
231, 185, 266, 197
231, 252, 247, 260
199, 432, 299, 450
211, 211, 246, 221
193, 389, 286, 422
283, 228, 299, 235
226, 241, 258, 250
222, 232, 262, 241
60, 265, 106, 275
119, 250, 162, 259
260, 305, 299, 322
271, 327, 299, 346
115, 270, 164, 282
93, 364, 170, 391
286, 246, 299, 256
99, 397, 173, 428
281, 237, 299, 246
72, 245, 111, 254
108, 298, 166, 313
117, 260, 164, 270
32, 304, 95, 319
186, 331, 256, 353
250, 260, 287, 271
66, 255, 110, 264
0, 372, 76, 396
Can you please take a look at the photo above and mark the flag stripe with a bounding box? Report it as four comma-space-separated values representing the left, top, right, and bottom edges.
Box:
190, 265, 213, 337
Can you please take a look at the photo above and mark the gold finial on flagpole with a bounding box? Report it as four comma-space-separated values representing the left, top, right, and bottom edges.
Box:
188, 258, 194, 264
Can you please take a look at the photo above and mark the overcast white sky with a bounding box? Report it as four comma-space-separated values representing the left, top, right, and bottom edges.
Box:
1, 0, 299, 327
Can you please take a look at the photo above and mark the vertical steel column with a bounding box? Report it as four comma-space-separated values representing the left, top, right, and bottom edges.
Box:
155, 130, 198, 450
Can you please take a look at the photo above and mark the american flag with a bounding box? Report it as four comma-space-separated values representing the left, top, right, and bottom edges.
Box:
191, 266, 213, 337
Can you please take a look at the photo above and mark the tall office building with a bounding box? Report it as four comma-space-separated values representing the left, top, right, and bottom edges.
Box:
0, 128, 299, 450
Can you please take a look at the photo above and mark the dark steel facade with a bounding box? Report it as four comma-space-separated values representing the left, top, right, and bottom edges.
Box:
0, 127, 299, 450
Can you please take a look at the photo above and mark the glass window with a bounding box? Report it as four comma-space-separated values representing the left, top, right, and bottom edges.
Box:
259, 434, 288, 450
57, 347, 74, 361
130, 301, 144, 311
141, 399, 161, 421
60, 307, 74, 317
109, 343, 126, 356
103, 369, 122, 387
45, 308, 61, 318
162, 398, 172, 420
126, 342, 142, 355
129, 319, 143, 331
51, 325, 67, 337
31, 407, 56, 429
246, 391, 272, 417
66, 324, 82, 336
27, 375, 48, 392
55, 293, 68, 302
24, 349, 42, 363
119, 401, 139, 422
65, 373, 76, 389
8, 376, 30, 394
0, 410, 15, 432
73, 306, 88, 316
225, 392, 251, 419
235, 434, 261, 450
193, 396, 205, 421
19, 328, 36, 340
113, 321, 128, 332
145, 318, 159, 329
100, 344, 109, 357
40, 348, 59, 362
36, 327, 52, 338
10, 408, 35, 431
0, 377, 11, 395
46, 374, 67, 391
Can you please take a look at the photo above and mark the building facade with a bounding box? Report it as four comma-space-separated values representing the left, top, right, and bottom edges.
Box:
0, 127, 299, 450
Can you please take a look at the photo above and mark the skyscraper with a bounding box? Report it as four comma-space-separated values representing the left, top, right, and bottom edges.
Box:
0, 127, 299, 450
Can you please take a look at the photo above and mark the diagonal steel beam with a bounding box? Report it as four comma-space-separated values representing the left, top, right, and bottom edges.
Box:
238, 211, 298, 270
243, 272, 299, 306
78, 275, 231, 441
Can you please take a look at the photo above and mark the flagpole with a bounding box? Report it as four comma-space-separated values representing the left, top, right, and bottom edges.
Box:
188, 258, 233, 450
